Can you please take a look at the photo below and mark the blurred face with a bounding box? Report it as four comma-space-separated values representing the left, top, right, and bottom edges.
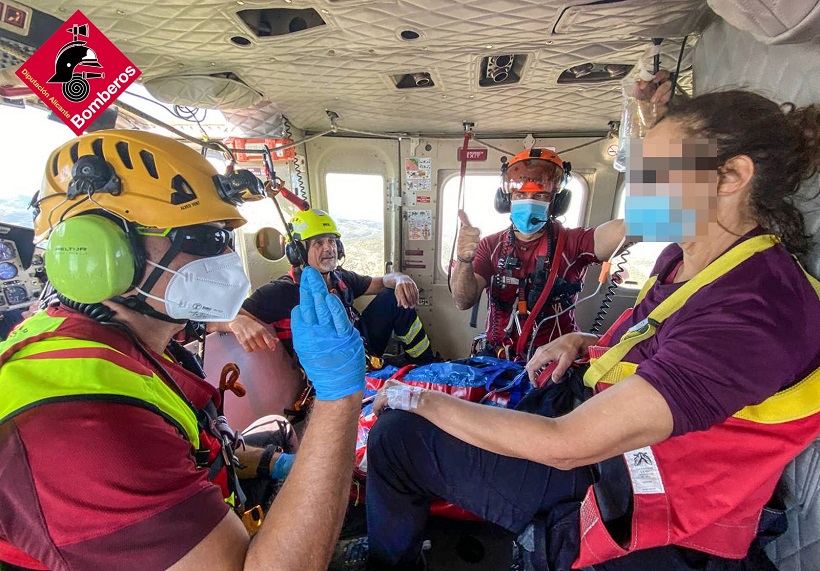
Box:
625, 120, 719, 243
306, 234, 338, 273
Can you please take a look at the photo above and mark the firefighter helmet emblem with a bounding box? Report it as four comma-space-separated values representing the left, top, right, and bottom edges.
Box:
47, 24, 105, 102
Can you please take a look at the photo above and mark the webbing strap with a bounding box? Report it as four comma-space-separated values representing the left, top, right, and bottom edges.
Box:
515, 226, 566, 357
583, 234, 778, 388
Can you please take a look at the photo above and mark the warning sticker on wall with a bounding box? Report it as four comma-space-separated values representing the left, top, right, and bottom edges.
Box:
406, 157, 432, 193
407, 209, 432, 241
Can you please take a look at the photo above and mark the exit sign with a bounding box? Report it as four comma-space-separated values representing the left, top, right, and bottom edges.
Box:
458, 148, 488, 161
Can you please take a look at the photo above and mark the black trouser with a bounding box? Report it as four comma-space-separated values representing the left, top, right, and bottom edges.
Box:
365, 410, 594, 569
360, 289, 434, 362
365, 410, 780, 571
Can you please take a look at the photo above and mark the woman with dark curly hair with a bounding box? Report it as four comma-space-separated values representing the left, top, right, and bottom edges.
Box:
365, 91, 820, 571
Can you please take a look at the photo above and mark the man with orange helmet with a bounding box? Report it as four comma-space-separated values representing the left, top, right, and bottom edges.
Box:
452, 148, 625, 360
0, 130, 366, 571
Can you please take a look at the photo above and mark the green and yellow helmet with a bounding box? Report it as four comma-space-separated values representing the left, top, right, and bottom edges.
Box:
288, 208, 341, 242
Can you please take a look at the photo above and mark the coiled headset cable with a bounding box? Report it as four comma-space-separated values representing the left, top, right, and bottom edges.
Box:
589, 243, 632, 334
526, 236, 627, 360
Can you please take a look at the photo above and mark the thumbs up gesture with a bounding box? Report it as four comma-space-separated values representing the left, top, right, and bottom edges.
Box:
456, 210, 481, 263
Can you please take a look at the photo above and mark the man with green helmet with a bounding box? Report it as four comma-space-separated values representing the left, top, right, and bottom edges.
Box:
221, 208, 438, 366
0, 130, 366, 571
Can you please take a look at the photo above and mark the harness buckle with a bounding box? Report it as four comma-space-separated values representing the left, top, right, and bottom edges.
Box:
241, 505, 265, 537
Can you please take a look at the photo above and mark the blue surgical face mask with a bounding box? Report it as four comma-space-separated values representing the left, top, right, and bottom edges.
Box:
624, 194, 697, 242
510, 199, 549, 236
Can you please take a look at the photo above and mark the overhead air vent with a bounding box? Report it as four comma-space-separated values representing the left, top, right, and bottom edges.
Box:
557, 63, 634, 84
390, 72, 435, 89
478, 54, 526, 87
551, 0, 709, 39
144, 71, 263, 108
237, 7, 326, 38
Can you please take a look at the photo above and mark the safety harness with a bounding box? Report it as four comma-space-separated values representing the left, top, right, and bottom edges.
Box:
574, 234, 820, 566
283, 269, 387, 375
486, 222, 577, 360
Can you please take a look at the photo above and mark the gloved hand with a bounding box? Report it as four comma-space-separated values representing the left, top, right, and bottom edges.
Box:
291, 266, 365, 401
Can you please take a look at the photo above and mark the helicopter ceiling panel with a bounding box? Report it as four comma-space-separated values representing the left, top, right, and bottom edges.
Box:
10, 0, 708, 136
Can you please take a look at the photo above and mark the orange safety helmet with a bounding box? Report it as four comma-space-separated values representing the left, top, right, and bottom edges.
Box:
503, 148, 567, 194
34, 130, 251, 242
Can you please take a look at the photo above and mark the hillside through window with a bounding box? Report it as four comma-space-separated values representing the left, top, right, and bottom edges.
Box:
326, 173, 385, 277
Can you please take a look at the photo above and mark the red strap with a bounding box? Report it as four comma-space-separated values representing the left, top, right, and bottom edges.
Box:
272, 318, 293, 340
0, 538, 48, 570
390, 365, 416, 380
515, 228, 566, 357
597, 308, 634, 349
457, 130, 471, 211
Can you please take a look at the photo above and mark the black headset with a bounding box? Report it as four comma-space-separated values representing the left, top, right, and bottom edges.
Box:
494, 150, 573, 218
285, 234, 308, 267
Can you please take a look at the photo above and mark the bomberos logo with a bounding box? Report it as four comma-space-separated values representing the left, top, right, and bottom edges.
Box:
15, 10, 141, 136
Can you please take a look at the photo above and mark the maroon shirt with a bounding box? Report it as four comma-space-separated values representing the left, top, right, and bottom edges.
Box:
607, 228, 820, 436
473, 222, 599, 346
0, 311, 230, 570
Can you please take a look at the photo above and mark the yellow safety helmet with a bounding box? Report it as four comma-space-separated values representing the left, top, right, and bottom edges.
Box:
34, 129, 249, 242
286, 209, 343, 267
288, 208, 341, 242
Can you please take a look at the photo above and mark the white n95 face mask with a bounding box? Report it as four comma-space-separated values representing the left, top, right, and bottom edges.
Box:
136, 251, 250, 322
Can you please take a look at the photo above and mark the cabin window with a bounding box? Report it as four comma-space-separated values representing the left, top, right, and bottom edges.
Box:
612, 189, 672, 290
326, 173, 385, 278
555, 173, 588, 230
439, 173, 588, 274
0, 105, 75, 230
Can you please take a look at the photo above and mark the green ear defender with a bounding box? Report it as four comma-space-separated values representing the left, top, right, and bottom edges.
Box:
46, 214, 143, 303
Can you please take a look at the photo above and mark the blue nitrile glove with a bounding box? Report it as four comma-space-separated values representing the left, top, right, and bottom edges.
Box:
271, 452, 295, 481
291, 266, 366, 400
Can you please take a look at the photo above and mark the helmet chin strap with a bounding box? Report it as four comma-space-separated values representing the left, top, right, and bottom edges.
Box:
112, 294, 188, 324
119, 241, 188, 324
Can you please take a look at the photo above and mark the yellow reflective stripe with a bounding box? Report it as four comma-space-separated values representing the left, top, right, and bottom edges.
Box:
0, 312, 65, 351
584, 235, 778, 389
0, 343, 200, 447
0, 357, 200, 446
397, 317, 422, 344
406, 336, 431, 358
734, 366, 820, 423
732, 264, 820, 423
8, 336, 115, 360
635, 276, 656, 306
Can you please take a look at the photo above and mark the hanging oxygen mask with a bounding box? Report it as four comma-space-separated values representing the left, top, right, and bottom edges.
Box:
613, 40, 666, 172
